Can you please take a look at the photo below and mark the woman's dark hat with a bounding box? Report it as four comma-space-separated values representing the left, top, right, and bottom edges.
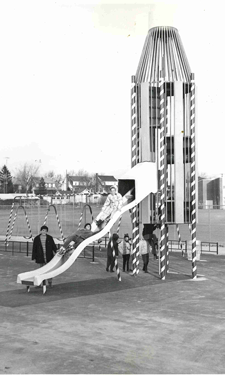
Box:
124, 233, 130, 238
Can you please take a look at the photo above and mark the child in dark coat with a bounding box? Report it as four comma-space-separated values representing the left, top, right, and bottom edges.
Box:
106, 233, 119, 272
32, 225, 57, 286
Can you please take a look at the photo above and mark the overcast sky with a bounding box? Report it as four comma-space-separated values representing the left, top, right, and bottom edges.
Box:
0, 0, 224, 179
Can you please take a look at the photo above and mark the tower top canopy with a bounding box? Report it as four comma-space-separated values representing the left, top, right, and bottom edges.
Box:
136, 26, 192, 83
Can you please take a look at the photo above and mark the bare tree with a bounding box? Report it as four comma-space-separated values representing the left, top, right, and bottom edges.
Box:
44, 170, 55, 178
15, 163, 40, 194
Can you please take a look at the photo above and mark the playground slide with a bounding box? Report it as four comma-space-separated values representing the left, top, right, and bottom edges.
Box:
17, 162, 157, 287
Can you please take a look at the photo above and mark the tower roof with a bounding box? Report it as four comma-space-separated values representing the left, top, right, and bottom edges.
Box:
136, 26, 191, 83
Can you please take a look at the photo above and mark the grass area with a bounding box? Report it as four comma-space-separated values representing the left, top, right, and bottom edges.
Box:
1, 204, 225, 245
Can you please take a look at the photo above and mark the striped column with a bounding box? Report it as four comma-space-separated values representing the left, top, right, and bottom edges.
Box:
43, 207, 49, 226
159, 78, 166, 280
116, 216, 122, 235
77, 211, 83, 230
166, 225, 169, 272
5, 202, 15, 245
110, 233, 121, 281
23, 207, 33, 239
130, 206, 139, 275
55, 207, 65, 241
131, 76, 138, 167
6, 208, 19, 245
190, 73, 197, 279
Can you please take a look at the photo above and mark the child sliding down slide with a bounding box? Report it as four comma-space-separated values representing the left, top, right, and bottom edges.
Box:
91, 186, 134, 231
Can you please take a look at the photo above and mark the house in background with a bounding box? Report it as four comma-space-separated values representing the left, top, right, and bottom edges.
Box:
62, 173, 117, 194
64, 175, 90, 194
33, 177, 59, 195
94, 174, 117, 193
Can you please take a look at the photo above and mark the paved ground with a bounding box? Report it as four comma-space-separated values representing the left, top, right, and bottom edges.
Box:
0, 249, 225, 374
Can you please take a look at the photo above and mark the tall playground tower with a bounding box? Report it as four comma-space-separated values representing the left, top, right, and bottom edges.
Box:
131, 26, 197, 279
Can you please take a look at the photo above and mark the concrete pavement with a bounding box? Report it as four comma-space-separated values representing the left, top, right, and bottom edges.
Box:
0, 250, 225, 374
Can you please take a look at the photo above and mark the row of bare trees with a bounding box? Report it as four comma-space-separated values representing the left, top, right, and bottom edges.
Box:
0, 162, 95, 194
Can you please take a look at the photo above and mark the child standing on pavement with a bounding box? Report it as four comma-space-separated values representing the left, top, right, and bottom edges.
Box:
118, 233, 132, 272
106, 233, 119, 272
139, 235, 151, 273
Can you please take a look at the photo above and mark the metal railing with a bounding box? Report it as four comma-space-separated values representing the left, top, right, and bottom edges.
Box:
0, 238, 220, 262
0, 240, 96, 261
201, 241, 219, 255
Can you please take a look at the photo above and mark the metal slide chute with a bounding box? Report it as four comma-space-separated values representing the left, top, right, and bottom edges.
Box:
17, 162, 157, 289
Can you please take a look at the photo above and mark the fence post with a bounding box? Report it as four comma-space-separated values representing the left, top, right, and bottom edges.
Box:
27, 242, 29, 257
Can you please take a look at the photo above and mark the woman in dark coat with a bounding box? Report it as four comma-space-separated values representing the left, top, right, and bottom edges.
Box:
106, 233, 119, 272
32, 225, 57, 286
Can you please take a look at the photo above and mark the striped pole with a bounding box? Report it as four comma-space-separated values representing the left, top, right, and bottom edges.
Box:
54, 207, 65, 241
159, 78, 166, 280
23, 207, 33, 239
43, 207, 49, 226
116, 216, 122, 235
166, 225, 169, 272
77, 212, 83, 230
110, 232, 121, 281
6, 208, 19, 245
130, 206, 139, 275
43, 205, 65, 241
5, 202, 15, 245
131, 76, 138, 168
190, 73, 197, 279
77, 204, 94, 230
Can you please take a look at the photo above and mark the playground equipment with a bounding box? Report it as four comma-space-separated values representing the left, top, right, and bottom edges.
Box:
5, 198, 66, 248
77, 204, 94, 230
5, 197, 33, 245
131, 26, 197, 279
17, 162, 157, 293
42, 204, 65, 241
17, 25, 197, 293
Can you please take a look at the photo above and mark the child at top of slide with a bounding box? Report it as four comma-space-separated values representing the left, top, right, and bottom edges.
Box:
91, 187, 134, 231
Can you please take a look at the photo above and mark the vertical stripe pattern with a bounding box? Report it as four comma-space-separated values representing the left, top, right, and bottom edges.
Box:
131, 76, 138, 167
190, 73, 197, 279
5, 202, 15, 245
43, 204, 65, 241
116, 216, 122, 235
159, 78, 166, 280
77, 212, 83, 230
130, 206, 139, 275
166, 225, 169, 272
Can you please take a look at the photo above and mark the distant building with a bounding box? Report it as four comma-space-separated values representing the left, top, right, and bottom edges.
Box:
94, 174, 117, 193
198, 177, 223, 209
61, 173, 117, 194
63, 175, 90, 194
33, 177, 59, 195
